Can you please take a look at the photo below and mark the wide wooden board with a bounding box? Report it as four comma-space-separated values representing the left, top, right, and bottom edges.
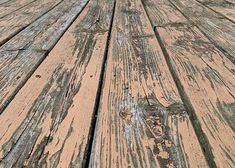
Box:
89, 0, 208, 167
0, 0, 62, 45
0, 0, 88, 114
142, 0, 188, 26
0, 0, 36, 18
156, 24, 235, 168
196, 0, 235, 22
0, 0, 11, 5
0, 0, 114, 167
170, 0, 235, 64
143, 0, 235, 166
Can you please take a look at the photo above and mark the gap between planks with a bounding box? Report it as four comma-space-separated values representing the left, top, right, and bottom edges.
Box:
0, 0, 89, 114
142, 0, 235, 167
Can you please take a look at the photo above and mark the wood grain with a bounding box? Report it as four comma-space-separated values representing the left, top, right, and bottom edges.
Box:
156, 24, 235, 168
0, 0, 36, 18
89, 0, 208, 167
143, 0, 235, 166
0, 0, 62, 45
196, 0, 235, 22
142, 0, 188, 26
170, 0, 235, 64
0, 0, 114, 167
0, 0, 12, 5
0, 0, 88, 114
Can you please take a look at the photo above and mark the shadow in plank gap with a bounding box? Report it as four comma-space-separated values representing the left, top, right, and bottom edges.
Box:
0, 0, 115, 167
0, 0, 88, 114
169, 0, 235, 64
89, 0, 208, 167
0, 0, 63, 46
142, 0, 235, 167
0, 0, 37, 19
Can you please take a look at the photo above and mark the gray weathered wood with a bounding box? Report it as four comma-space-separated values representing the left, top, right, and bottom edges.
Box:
143, 0, 235, 166
89, 0, 208, 167
196, 0, 235, 22
170, 0, 235, 64
0, 0, 12, 5
0, 0, 36, 18
0, 0, 62, 45
0, 0, 88, 114
0, 0, 114, 167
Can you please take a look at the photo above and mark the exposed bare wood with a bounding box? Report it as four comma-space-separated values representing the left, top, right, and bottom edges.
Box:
169, 0, 235, 64
141, 0, 188, 26
0, 0, 37, 18
196, 0, 235, 22
142, 0, 235, 167
156, 24, 235, 168
0, 0, 12, 5
0, 0, 114, 167
0, 0, 234, 167
0, 0, 62, 45
89, 0, 208, 167
0, 0, 88, 114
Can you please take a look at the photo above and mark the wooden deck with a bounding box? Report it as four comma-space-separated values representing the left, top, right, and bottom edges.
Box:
0, 0, 234, 167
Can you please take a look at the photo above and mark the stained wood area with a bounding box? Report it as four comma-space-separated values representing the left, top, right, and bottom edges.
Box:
0, 0, 234, 167
143, 0, 235, 167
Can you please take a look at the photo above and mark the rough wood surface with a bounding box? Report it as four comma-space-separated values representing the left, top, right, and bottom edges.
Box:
0, 0, 36, 18
170, 0, 235, 64
89, 0, 208, 167
142, 0, 188, 26
0, 0, 62, 45
0, 0, 234, 167
0, 0, 12, 5
0, 0, 88, 114
156, 24, 235, 168
143, 1, 235, 166
196, 0, 235, 22
0, 0, 114, 167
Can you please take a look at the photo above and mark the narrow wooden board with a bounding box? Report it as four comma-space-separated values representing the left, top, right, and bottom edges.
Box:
89, 0, 208, 167
0, 0, 36, 18
143, 0, 235, 166
0, 0, 114, 167
0, 0, 88, 114
170, 0, 235, 64
196, 0, 235, 22
142, 0, 188, 26
0, 0, 62, 45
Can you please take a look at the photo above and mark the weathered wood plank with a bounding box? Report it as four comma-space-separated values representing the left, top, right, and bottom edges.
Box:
89, 0, 208, 167
0, 0, 88, 114
142, 0, 235, 166
0, 0, 62, 45
0, 0, 12, 5
196, 0, 235, 22
0, 0, 36, 18
142, 0, 188, 26
0, 0, 114, 167
169, 0, 235, 64
156, 24, 235, 168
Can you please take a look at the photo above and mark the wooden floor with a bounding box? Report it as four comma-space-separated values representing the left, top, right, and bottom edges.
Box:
0, 0, 234, 167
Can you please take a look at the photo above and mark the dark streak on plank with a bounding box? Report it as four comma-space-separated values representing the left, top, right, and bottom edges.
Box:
0, 0, 114, 167
0, 0, 37, 19
0, 0, 63, 46
142, 0, 235, 167
168, 0, 235, 64
196, 0, 235, 23
89, 0, 208, 167
0, 0, 13, 5
0, 0, 88, 114
140, 0, 189, 27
